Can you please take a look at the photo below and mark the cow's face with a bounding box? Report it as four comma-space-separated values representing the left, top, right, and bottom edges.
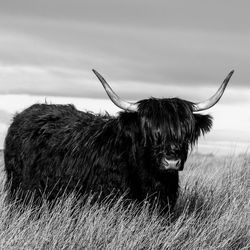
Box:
137, 98, 212, 172
93, 69, 233, 171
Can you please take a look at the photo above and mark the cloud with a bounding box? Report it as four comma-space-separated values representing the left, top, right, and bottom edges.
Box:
0, 63, 248, 106
0, 110, 12, 124
1, 1, 250, 32
0, 21, 247, 103
0, 12, 249, 88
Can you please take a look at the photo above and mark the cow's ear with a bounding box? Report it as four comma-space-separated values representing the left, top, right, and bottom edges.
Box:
194, 114, 213, 138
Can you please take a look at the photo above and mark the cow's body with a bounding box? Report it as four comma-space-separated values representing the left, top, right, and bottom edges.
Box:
4, 70, 233, 210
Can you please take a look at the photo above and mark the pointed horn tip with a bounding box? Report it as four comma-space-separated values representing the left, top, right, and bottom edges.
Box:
223, 70, 234, 84
92, 69, 103, 80
229, 70, 234, 76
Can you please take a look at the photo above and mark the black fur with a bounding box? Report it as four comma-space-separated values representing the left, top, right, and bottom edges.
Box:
4, 97, 212, 210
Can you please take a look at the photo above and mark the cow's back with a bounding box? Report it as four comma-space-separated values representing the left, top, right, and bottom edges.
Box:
4, 104, 113, 202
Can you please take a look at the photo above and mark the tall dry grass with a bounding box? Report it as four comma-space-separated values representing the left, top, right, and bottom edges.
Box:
0, 152, 249, 249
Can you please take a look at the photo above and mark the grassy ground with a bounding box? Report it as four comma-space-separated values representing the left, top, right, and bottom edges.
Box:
0, 151, 249, 249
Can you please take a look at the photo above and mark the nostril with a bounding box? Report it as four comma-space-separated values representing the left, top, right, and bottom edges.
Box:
163, 158, 169, 165
176, 159, 181, 167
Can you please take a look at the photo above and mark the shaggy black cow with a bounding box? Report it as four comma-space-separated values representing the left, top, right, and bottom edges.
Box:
4, 69, 234, 210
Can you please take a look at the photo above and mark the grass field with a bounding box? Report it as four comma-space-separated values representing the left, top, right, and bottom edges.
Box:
0, 151, 249, 249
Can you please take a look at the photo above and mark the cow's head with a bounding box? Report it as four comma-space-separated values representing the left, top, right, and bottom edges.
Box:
93, 69, 233, 172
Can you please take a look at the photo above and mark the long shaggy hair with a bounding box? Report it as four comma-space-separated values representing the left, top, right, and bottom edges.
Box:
4, 97, 212, 210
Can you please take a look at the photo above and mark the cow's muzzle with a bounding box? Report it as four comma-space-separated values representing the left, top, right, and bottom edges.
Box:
161, 158, 182, 171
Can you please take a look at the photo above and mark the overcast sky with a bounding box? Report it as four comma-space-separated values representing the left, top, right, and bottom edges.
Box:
0, 0, 249, 153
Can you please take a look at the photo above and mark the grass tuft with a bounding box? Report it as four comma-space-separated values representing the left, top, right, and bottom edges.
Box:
0, 153, 249, 249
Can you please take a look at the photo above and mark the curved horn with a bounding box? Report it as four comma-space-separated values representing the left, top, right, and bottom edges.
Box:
193, 70, 234, 112
92, 69, 138, 112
